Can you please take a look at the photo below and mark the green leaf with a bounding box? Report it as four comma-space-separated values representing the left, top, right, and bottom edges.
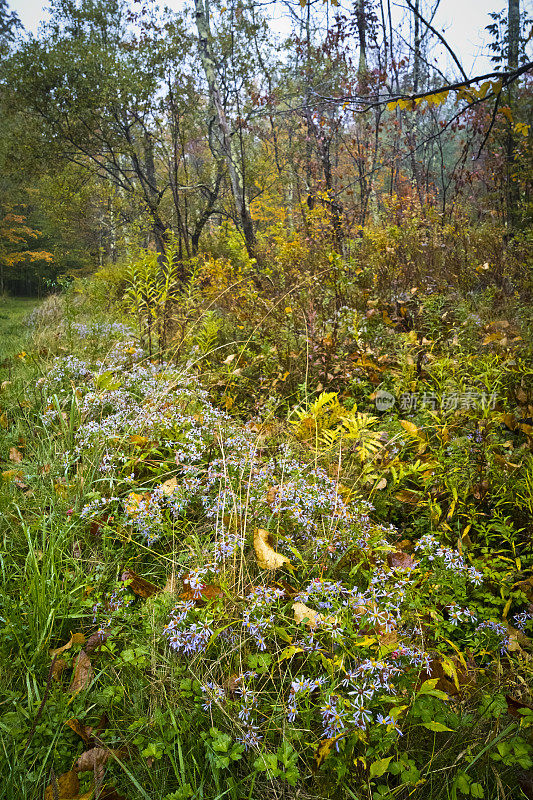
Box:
455, 773, 471, 794
471, 783, 484, 798
422, 721, 454, 732
369, 756, 393, 778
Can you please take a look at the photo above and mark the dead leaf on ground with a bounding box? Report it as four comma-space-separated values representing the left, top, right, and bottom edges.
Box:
394, 489, 421, 505
85, 630, 110, 653
293, 601, 322, 628
124, 492, 148, 516
70, 650, 93, 694
506, 694, 533, 717
75, 747, 109, 780
51, 658, 68, 681
44, 770, 80, 800
100, 788, 128, 800
254, 528, 291, 570
50, 632, 85, 658
66, 717, 93, 744
8, 446, 23, 463
179, 576, 223, 605
265, 486, 278, 506
377, 627, 398, 647
121, 569, 160, 599
314, 736, 343, 769
387, 550, 415, 571
160, 476, 177, 495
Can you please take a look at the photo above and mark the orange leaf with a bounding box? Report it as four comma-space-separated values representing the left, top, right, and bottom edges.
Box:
121, 569, 160, 599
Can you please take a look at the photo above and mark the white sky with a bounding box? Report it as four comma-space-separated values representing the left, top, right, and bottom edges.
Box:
10, 0, 508, 77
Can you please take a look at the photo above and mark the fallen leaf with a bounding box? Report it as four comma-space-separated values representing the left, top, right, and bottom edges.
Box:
387, 550, 415, 570
66, 717, 93, 744
394, 489, 421, 504
124, 492, 147, 516
85, 630, 110, 653
314, 736, 342, 769
253, 528, 291, 570
75, 747, 109, 779
179, 577, 223, 605
375, 477, 387, 490
51, 658, 68, 681
266, 486, 278, 506
70, 650, 93, 694
50, 632, 85, 658
505, 694, 533, 717
121, 569, 159, 599
128, 435, 149, 446
8, 447, 23, 463
160, 477, 177, 495
292, 601, 321, 627
400, 420, 424, 439
44, 770, 80, 800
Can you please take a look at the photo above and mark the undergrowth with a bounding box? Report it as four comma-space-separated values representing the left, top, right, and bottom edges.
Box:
0, 230, 532, 800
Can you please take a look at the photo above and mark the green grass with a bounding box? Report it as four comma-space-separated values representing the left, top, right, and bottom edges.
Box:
0, 296, 38, 361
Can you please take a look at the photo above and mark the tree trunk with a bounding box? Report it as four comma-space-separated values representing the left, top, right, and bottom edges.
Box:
194, 0, 257, 260
506, 0, 520, 229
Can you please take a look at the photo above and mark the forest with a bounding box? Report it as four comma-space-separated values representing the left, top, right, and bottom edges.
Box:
0, 0, 532, 797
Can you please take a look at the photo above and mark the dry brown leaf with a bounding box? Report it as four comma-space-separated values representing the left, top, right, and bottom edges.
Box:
160, 477, 178, 495
128, 434, 149, 446
387, 550, 415, 571
121, 569, 160, 599
292, 601, 321, 628
394, 490, 421, 505
506, 694, 533, 717
254, 528, 291, 570
51, 658, 68, 681
66, 717, 93, 743
50, 632, 85, 659
75, 747, 109, 778
266, 486, 278, 506
8, 446, 23, 463
70, 650, 93, 694
399, 420, 424, 440
179, 578, 223, 605
44, 770, 80, 800
85, 630, 110, 653
375, 477, 387, 490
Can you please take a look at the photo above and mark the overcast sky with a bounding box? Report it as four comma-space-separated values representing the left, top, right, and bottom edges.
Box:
10, 0, 508, 77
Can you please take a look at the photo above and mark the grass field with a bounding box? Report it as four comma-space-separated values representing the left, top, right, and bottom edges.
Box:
0, 296, 38, 362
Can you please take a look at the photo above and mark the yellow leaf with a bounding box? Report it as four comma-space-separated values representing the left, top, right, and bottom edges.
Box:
124, 492, 146, 516
315, 736, 344, 768
44, 770, 80, 800
399, 420, 424, 439
253, 528, 291, 570
50, 632, 85, 658
160, 477, 177, 495
292, 601, 321, 627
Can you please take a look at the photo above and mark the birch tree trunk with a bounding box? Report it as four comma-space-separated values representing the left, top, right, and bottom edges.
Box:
193, 0, 257, 259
